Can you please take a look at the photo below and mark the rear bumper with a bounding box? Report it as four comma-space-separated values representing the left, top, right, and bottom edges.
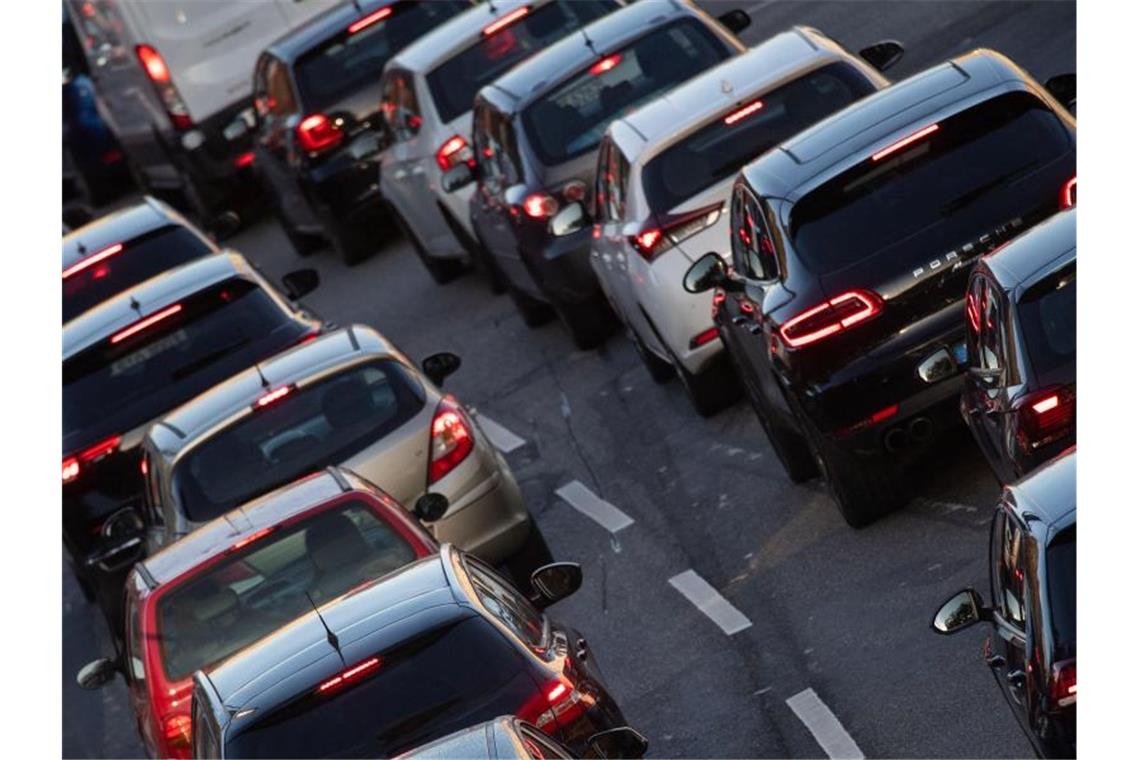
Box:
431, 466, 531, 565
304, 151, 389, 234
178, 99, 262, 210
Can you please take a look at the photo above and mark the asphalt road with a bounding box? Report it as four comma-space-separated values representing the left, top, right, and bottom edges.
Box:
63, 2, 1075, 757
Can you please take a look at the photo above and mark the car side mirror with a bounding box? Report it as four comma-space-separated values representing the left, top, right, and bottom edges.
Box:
413, 493, 449, 522
208, 210, 241, 242
529, 562, 583, 609
1044, 73, 1076, 115
281, 268, 320, 300
683, 252, 738, 294
931, 588, 989, 635
584, 727, 650, 759
441, 163, 475, 193
421, 352, 461, 386
858, 40, 905, 72
716, 9, 751, 34
551, 201, 586, 237
77, 658, 120, 690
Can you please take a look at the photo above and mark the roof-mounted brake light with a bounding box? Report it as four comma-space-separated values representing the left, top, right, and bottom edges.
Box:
347, 6, 392, 35
253, 384, 295, 410
589, 53, 622, 76
63, 243, 124, 280
871, 123, 939, 162
483, 6, 530, 36
724, 99, 764, 125
318, 657, 381, 693
110, 304, 183, 344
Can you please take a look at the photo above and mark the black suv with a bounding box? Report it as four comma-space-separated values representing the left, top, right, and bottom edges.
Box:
962, 208, 1075, 484
684, 49, 1076, 526
932, 447, 1076, 759
443, 0, 750, 348
253, 0, 468, 263
190, 545, 631, 758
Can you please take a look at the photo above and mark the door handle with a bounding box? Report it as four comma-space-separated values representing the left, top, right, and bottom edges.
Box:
986, 654, 1006, 669
1006, 670, 1026, 690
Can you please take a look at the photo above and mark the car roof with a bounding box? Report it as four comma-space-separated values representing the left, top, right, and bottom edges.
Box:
981, 207, 1076, 291
387, 0, 532, 75
1006, 447, 1076, 533
740, 49, 1051, 202
62, 196, 205, 271
62, 252, 256, 361
265, 0, 398, 64
145, 325, 399, 461
396, 717, 517, 759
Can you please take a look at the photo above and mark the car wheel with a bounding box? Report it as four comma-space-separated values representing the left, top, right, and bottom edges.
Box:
744, 382, 817, 483
674, 351, 741, 417
502, 522, 554, 592
507, 281, 556, 327
394, 210, 466, 283
632, 330, 673, 384
552, 297, 617, 350
806, 426, 905, 528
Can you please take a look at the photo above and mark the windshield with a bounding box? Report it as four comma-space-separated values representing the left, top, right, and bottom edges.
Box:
1018, 260, 1075, 379
642, 62, 876, 214
789, 91, 1074, 275
521, 18, 733, 165
1046, 525, 1075, 657
156, 498, 418, 681
63, 226, 213, 323
294, 0, 466, 112
427, 1, 615, 124
173, 361, 424, 523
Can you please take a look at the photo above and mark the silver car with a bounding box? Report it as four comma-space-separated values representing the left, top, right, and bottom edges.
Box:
378, 0, 620, 285
583, 27, 900, 415
140, 324, 547, 582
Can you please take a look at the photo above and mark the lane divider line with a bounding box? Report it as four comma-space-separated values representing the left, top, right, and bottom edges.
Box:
785, 688, 865, 759
474, 413, 526, 453
667, 569, 752, 635
555, 480, 634, 533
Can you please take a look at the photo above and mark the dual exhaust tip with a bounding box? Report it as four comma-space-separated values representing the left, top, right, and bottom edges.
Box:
884, 416, 934, 453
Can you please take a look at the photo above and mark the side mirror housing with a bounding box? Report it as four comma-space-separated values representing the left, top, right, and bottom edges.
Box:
584, 727, 650, 759
717, 9, 751, 34
931, 588, 989, 635
281, 268, 320, 300
683, 252, 737, 294
413, 493, 449, 522
208, 210, 242, 242
1044, 73, 1076, 115
529, 562, 583, 609
550, 201, 586, 237
76, 658, 120, 690
858, 40, 905, 72
441, 163, 475, 193
421, 352, 461, 386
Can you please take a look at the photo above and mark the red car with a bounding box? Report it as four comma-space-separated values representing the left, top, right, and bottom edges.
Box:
75, 466, 441, 758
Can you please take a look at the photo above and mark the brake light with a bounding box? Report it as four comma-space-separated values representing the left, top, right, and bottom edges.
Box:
517, 677, 586, 732
162, 713, 192, 750
62, 434, 123, 485
318, 656, 381, 694
347, 6, 392, 34
711, 290, 726, 319
561, 180, 587, 202
523, 192, 559, 219
779, 290, 882, 348
136, 44, 170, 82
253, 385, 294, 410
589, 53, 622, 76
483, 5, 530, 36
234, 151, 255, 169
297, 113, 344, 154
633, 229, 662, 254
1060, 176, 1076, 208
1014, 386, 1075, 451
436, 134, 474, 172
872, 123, 939, 162
231, 525, 277, 551
724, 99, 764, 125
428, 395, 475, 484
62, 242, 123, 280
62, 457, 80, 484
110, 304, 182, 344
1050, 660, 1076, 708
136, 45, 193, 131
689, 327, 719, 349
630, 203, 722, 262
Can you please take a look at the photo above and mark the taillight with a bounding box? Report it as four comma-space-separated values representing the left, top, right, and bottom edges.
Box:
523, 192, 559, 220
872, 123, 939, 162
1060, 176, 1076, 208
1050, 659, 1076, 708
689, 327, 719, 350
347, 6, 392, 34
135, 45, 193, 131
436, 134, 474, 172
62, 457, 80, 484
778, 290, 883, 348
252, 385, 295, 410
62, 242, 123, 280
297, 113, 344, 154
162, 713, 192, 750
517, 677, 585, 732
589, 53, 622, 76
1014, 386, 1075, 451
234, 151, 255, 169
63, 434, 123, 484
724, 99, 764, 125
110, 304, 183, 345
317, 656, 381, 694
428, 396, 475, 484
630, 202, 722, 262
483, 5, 530, 36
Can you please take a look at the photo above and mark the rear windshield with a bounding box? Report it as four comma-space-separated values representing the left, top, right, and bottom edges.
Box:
173, 361, 424, 522
294, 0, 466, 112
789, 91, 1075, 274
521, 18, 733, 165
63, 279, 299, 444
427, 1, 615, 124
225, 616, 530, 758
156, 499, 417, 681
642, 62, 876, 214
1018, 260, 1075, 379
1046, 525, 1075, 656
63, 226, 213, 323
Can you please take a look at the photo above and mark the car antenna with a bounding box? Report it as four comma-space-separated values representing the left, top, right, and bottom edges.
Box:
129, 296, 142, 317
487, 1, 497, 12
254, 363, 270, 390
351, 0, 362, 12
581, 28, 598, 57
305, 591, 344, 664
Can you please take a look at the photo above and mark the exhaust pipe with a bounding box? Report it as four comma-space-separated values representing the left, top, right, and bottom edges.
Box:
908, 416, 934, 443
884, 427, 909, 453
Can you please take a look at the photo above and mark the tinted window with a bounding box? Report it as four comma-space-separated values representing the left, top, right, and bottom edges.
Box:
293, 1, 466, 112
225, 617, 535, 758
380, 67, 421, 142
790, 92, 1074, 274
467, 559, 545, 649
1018, 261, 1075, 378
733, 189, 778, 281
156, 499, 417, 681
1046, 526, 1075, 656
63, 226, 213, 322
643, 63, 876, 214
254, 55, 299, 119
521, 19, 733, 164
996, 510, 1027, 628
473, 100, 524, 185
427, 1, 615, 124
173, 361, 424, 522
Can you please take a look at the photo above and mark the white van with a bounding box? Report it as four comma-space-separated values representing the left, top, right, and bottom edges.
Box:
64, 0, 338, 222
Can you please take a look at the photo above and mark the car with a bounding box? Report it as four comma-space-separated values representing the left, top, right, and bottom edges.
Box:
63, 197, 229, 323
585, 27, 901, 415
140, 324, 548, 587
682, 49, 1076, 526
189, 545, 630, 758
75, 467, 438, 759
962, 207, 1075, 484
63, 252, 323, 629
253, 0, 471, 265
379, 0, 622, 286
931, 447, 1075, 758
444, 0, 752, 349
395, 716, 648, 760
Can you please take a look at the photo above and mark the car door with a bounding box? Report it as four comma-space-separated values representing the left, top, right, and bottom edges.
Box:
963, 274, 1016, 481
253, 55, 318, 229
986, 506, 1035, 739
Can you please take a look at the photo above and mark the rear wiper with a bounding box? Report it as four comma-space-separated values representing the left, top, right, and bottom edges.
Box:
940, 162, 1036, 216
170, 338, 251, 380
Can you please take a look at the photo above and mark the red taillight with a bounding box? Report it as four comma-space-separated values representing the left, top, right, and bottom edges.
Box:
778, 290, 882, 348
347, 6, 392, 34
838, 403, 899, 437
517, 677, 585, 732
62, 242, 123, 280
62, 457, 80, 484
523, 192, 559, 219
689, 327, 719, 349
63, 434, 122, 485
297, 113, 344, 154
428, 395, 475, 484
1060, 176, 1076, 208
872, 123, 939, 162
436, 134, 474, 172
110, 304, 183, 344
589, 53, 622, 76
561, 180, 587, 203
483, 5, 530, 36
318, 656, 381, 694
1014, 386, 1075, 451
162, 713, 192, 749
633, 229, 662, 255
136, 44, 193, 131
1050, 660, 1076, 708
965, 291, 981, 333
136, 44, 170, 83
630, 203, 722, 262
724, 99, 764, 125
253, 385, 294, 410
234, 151, 255, 169
711, 290, 726, 319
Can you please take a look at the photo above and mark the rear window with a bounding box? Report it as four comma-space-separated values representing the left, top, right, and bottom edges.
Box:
63, 278, 300, 443
521, 18, 733, 165
1046, 525, 1075, 656
642, 63, 877, 214
427, 1, 615, 124
63, 226, 213, 322
156, 499, 418, 681
293, 1, 467, 112
1018, 260, 1075, 379
173, 361, 425, 522
225, 617, 532, 758
789, 91, 1075, 274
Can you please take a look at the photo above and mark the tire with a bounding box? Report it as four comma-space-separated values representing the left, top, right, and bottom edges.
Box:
273, 203, 322, 257
744, 382, 817, 484
394, 210, 466, 283
806, 425, 906, 528
632, 330, 674, 384
503, 522, 554, 593
508, 282, 556, 327
444, 207, 506, 294
675, 350, 742, 417
553, 297, 617, 350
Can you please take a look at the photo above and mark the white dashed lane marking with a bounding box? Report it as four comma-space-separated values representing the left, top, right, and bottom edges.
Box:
668, 569, 752, 635
786, 688, 865, 759
472, 412, 526, 454
555, 480, 634, 533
